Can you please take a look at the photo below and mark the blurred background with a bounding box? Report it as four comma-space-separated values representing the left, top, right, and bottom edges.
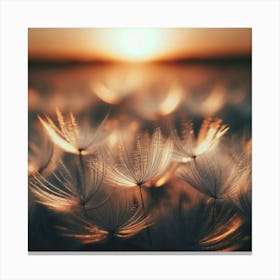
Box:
29, 28, 251, 133
28, 28, 251, 251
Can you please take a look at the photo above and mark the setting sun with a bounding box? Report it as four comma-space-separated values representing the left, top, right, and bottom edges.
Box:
28, 28, 251, 63
112, 29, 158, 61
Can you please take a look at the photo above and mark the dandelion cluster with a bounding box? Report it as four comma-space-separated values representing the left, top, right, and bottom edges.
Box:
29, 63, 251, 251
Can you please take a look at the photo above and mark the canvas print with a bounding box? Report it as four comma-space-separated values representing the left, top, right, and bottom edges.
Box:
28, 28, 252, 251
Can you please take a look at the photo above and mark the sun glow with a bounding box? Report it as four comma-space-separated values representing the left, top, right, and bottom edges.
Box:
29, 28, 252, 63
110, 29, 159, 62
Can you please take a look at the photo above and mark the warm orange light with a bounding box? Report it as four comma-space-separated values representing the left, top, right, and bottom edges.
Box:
29, 28, 252, 62
200, 86, 226, 116
93, 83, 121, 104
28, 163, 38, 176
201, 217, 242, 249
110, 29, 159, 62
159, 85, 182, 115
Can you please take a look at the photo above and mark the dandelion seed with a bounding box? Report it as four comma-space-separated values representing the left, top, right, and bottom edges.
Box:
29, 154, 105, 213
107, 128, 173, 188
38, 108, 110, 155
105, 127, 172, 247
172, 118, 229, 162
180, 150, 247, 200
61, 190, 153, 244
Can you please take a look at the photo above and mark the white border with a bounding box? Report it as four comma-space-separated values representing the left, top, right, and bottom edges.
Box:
0, 1, 279, 279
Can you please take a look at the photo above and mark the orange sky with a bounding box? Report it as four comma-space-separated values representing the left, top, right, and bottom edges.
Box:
28, 28, 251, 62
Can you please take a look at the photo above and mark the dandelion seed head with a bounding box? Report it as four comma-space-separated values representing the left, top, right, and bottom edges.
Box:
172, 117, 229, 162
60, 189, 153, 244
29, 154, 106, 213
107, 128, 173, 188
180, 147, 248, 200
38, 108, 110, 155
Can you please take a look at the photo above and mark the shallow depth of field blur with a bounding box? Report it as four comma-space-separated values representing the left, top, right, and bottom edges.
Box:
28, 28, 252, 251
